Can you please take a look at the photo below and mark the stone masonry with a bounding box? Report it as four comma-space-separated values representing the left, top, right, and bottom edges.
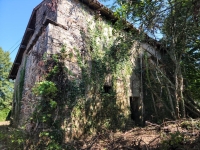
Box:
9, 0, 162, 138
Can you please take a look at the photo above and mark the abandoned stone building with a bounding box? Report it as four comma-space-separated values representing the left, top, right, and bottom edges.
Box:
9, 0, 163, 138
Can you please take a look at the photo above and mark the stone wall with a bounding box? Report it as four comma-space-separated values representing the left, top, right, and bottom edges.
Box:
35, 0, 57, 29
12, 0, 162, 139
48, 0, 145, 137
12, 26, 49, 128
12, 56, 26, 127
12, 0, 57, 127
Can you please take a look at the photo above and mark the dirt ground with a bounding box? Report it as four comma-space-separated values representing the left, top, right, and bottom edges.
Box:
0, 121, 10, 126
0, 120, 200, 149
65, 119, 200, 150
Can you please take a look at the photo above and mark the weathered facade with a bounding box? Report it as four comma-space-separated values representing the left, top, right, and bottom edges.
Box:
9, 0, 162, 139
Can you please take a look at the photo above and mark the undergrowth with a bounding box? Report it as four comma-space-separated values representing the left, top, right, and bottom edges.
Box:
0, 126, 25, 150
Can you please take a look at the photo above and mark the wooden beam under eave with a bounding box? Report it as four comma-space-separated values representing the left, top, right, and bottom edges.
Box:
27, 28, 34, 32
97, 6, 103, 11
20, 45, 26, 49
88, 0, 102, 7
14, 63, 20, 66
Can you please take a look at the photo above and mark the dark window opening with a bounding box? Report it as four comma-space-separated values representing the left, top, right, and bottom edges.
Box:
104, 85, 111, 93
81, 49, 86, 57
90, 45, 93, 51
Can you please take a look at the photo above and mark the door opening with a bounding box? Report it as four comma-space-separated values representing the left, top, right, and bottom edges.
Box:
130, 96, 139, 121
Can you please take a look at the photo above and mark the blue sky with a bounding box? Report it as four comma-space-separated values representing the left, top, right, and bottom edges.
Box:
0, 0, 42, 62
0, 0, 112, 62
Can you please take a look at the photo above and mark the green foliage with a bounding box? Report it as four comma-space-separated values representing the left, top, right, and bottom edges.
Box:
28, 48, 69, 149
110, 0, 200, 118
181, 119, 200, 130
19, 66, 25, 103
0, 126, 26, 149
29, 20, 136, 142
183, 48, 200, 103
71, 20, 136, 133
35, 130, 63, 150
12, 58, 26, 125
32, 81, 57, 98
0, 47, 13, 121
161, 132, 185, 150
32, 80, 58, 125
0, 108, 10, 121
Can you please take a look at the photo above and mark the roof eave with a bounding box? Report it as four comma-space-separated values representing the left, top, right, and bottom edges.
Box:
8, 1, 44, 80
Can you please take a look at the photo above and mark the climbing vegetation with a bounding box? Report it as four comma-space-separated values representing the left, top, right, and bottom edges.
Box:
103, 0, 200, 119
12, 57, 26, 126
23, 17, 142, 149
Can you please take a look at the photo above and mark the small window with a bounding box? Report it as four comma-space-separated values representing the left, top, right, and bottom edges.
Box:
104, 85, 111, 93
81, 49, 86, 57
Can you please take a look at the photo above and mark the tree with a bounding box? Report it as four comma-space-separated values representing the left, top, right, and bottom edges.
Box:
0, 47, 13, 121
101, 0, 200, 119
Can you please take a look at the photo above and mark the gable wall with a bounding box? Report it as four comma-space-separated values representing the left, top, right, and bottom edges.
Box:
11, 0, 56, 127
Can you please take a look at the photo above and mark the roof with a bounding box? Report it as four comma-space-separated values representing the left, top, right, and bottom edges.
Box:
9, 0, 163, 79
9, 1, 43, 79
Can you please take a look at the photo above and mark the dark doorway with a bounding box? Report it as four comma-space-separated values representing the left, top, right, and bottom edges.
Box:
130, 96, 139, 121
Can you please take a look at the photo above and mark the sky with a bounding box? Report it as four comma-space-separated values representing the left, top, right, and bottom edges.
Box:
0, 0, 42, 62
0, 0, 112, 63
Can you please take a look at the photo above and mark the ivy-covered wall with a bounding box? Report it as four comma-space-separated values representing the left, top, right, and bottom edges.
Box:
12, 56, 26, 127
11, 26, 49, 127
12, 0, 162, 143
44, 0, 160, 138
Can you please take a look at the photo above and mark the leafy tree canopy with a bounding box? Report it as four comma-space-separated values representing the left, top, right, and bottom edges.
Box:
0, 47, 13, 120
100, 0, 200, 118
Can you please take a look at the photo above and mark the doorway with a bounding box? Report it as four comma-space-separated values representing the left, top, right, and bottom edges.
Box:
130, 96, 139, 121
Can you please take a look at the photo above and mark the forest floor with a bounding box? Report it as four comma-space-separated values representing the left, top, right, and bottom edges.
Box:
67, 119, 200, 150
0, 121, 10, 150
0, 119, 200, 149
0, 121, 10, 126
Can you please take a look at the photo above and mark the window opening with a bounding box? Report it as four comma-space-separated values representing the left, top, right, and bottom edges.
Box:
104, 85, 111, 93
